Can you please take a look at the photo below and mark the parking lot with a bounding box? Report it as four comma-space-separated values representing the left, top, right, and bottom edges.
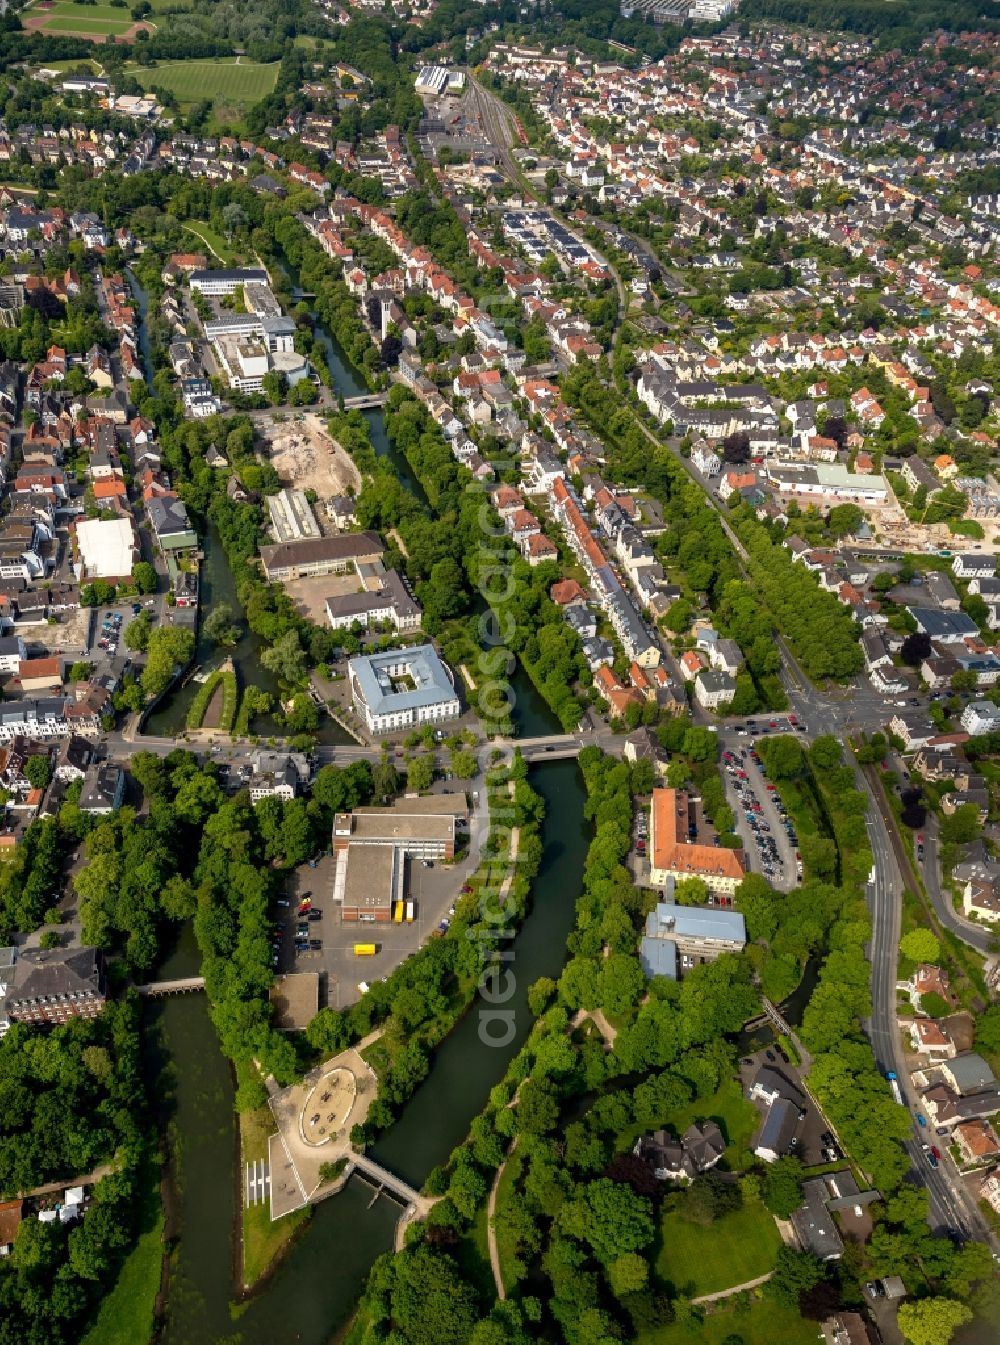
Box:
721, 737, 800, 892
739, 1046, 836, 1167
273, 793, 487, 1009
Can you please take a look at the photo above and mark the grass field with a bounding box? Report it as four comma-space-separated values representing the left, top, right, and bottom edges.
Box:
655, 1195, 781, 1298
25, 1, 146, 38
636, 1296, 819, 1345
81, 1155, 163, 1345
130, 59, 279, 108
182, 220, 236, 265
239, 1102, 309, 1287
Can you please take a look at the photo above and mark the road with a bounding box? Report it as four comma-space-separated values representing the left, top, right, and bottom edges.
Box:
922, 816, 993, 954
862, 762, 992, 1242
109, 725, 625, 767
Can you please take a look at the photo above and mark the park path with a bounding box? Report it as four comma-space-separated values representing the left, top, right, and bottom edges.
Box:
486, 1137, 518, 1301
20, 1162, 115, 1199
569, 1007, 618, 1046
692, 1272, 773, 1304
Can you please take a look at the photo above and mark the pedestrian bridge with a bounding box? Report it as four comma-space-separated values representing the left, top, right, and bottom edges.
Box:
347, 1152, 427, 1212
134, 976, 206, 997
342, 393, 388, 410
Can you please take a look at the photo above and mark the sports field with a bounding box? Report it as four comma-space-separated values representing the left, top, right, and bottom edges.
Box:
131, 59, 279, 108
23, 0, 151, 40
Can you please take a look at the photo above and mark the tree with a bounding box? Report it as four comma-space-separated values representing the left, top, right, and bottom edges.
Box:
766, 1246, 824, 1308
69, 661, 93, 682
827, 504, 863, 538
131, 561, 157, 595
899, 929, 940, 964
940, 803, 981, 846
897, 1298, 973, 1345
203, 603, 242, 646
684, 1171, 742, 1226
723, 431, 751, 464
23, 755, 53, 790
762, 1156, 803, 1217
124, 613, 152, 652
761, 736, 803, 780
901, 632, 932, 666
900, 789, 926, 829
608, 1252, 648, 1297
141, 626, 195, 698
260, 630, 308, 686
406, 756, 434, 792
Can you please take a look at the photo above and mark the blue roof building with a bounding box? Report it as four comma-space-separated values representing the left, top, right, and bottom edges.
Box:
348, 644, 461, 735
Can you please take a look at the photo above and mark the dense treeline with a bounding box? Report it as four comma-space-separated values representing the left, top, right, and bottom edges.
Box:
0, 999, 151, 1345
349, 747, 762, 1344
732, 510, 863, 682
742, 0, 998, 45
270, 215, 382, 386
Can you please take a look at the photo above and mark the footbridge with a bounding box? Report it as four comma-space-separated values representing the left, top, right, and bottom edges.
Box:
348, 1153, 428, 1212
134, 976, 206, 997
342, 393, 388, 410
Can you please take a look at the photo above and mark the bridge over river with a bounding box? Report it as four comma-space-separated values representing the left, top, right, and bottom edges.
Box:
135, 976, 206, 997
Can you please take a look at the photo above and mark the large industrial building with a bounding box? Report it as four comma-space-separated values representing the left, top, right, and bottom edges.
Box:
74, 517, 138, 580
348, 644, 461, 735
333, 795, 466, 921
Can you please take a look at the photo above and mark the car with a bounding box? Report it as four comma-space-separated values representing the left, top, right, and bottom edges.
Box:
357, 981, 370, 994
132, 603, 142, 615
931, 1145, 941, 1160
308, 909, 322, 922
765, 1049, 776, 1061
438, 919, 450, 932
865, 1281, 885, 1300
927, 1151, 939, 1168
789, 1136, 798, 1148
276, 898, 289, 908
309, 939, 322, 951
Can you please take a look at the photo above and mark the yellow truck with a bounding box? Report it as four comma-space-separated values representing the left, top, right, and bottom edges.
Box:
353, 943, 377, 956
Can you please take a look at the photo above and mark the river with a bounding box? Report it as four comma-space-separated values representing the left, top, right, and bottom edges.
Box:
147, 758, 588, 1345
141, 269, 587, 1340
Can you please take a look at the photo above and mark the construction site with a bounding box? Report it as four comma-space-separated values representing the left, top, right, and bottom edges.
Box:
256, 413, 361, 518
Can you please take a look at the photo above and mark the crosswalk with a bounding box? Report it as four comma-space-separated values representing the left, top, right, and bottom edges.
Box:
245, 1159, 271, 1208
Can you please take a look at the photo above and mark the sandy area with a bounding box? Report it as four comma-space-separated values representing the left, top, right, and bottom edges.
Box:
31, 606, 91, 656
257, 413, 361, 506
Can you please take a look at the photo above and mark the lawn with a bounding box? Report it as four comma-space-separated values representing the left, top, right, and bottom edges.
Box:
81, 1154, 162, 1345
25, 1, 143, 37
239, 1100, 309, 1288
181, 220, 236, 266
655, 1195, 782, 1298
130, 58, 279, 108
636, 1295, 819, 1345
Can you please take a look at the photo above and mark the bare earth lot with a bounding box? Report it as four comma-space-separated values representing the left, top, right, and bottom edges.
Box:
283, 572, 365, 625
257, 413, 360, 506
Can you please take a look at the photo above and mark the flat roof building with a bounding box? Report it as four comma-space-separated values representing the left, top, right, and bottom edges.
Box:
75, 516, 137, 580
348, 644, 460, 736
189, 267, 268, 295
641, 897, 746, 979
268, 488, 321, 544
259, 531, 383, 582
333, 795, 462, 921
